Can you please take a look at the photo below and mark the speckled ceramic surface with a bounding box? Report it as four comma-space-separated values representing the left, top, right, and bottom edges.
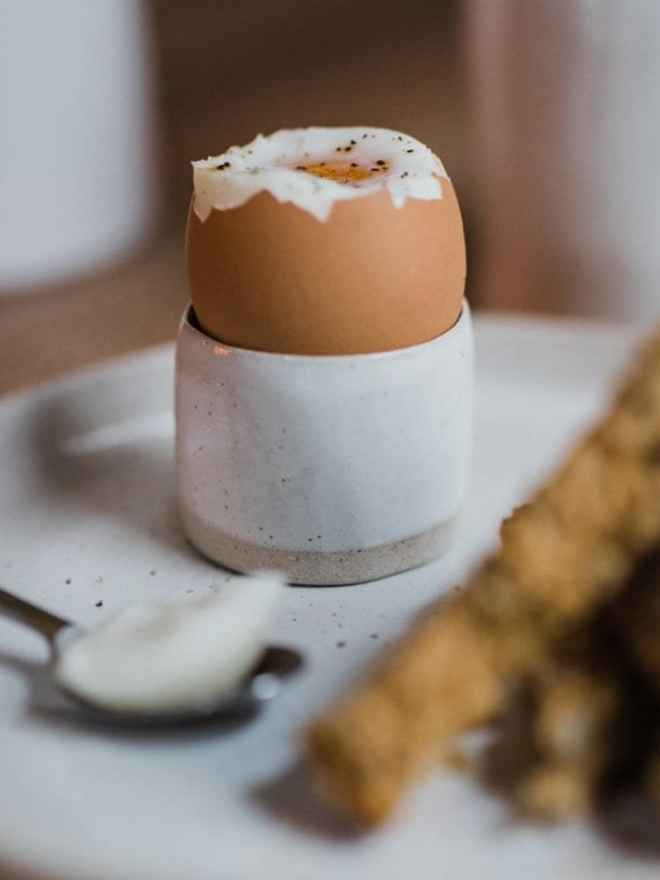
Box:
175, 303, 473, 584
0, 316, 649, 880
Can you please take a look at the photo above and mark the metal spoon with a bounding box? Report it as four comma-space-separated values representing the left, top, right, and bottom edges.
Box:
0, 585, 303, 727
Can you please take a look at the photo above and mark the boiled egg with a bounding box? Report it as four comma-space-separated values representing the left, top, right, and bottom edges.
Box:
186, 126, 465, 355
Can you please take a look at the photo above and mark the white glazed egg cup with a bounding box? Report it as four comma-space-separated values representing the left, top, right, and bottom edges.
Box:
175, 302, 473, 585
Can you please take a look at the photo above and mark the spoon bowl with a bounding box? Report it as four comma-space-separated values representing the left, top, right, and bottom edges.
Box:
0, 585, 303, 727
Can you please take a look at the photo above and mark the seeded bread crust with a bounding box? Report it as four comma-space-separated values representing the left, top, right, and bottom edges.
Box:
305, 327, 660, 825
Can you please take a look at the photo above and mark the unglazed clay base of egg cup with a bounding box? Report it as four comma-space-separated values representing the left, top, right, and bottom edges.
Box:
175, 303, 473, 586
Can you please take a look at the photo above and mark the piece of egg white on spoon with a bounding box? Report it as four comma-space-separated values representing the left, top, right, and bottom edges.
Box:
53, 574, 284, 716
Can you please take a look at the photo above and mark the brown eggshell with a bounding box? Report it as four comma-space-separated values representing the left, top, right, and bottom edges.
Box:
186, 183, 466, 355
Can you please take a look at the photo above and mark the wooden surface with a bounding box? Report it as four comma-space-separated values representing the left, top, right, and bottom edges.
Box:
0, 234, 187, 397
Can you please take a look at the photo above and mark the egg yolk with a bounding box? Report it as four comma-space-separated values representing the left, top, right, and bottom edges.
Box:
293, 161, 388, 185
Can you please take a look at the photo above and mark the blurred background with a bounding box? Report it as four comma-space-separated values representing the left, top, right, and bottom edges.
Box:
155, 0, 467, 212
0, 0, 466, 393
1, 0, 658, 394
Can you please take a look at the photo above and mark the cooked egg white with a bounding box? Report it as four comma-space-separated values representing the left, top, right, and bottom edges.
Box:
53, 575, 283, 715
186, 126, 466, 355
192, 127, 446, 222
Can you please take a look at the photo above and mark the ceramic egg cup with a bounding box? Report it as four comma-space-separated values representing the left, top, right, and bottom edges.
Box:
175, 303, 473, 585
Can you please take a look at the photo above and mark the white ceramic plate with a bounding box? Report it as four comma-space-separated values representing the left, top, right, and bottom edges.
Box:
0, 314, 651, 880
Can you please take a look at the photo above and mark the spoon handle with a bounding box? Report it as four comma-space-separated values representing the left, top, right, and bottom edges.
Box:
0, 586, 71, 643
